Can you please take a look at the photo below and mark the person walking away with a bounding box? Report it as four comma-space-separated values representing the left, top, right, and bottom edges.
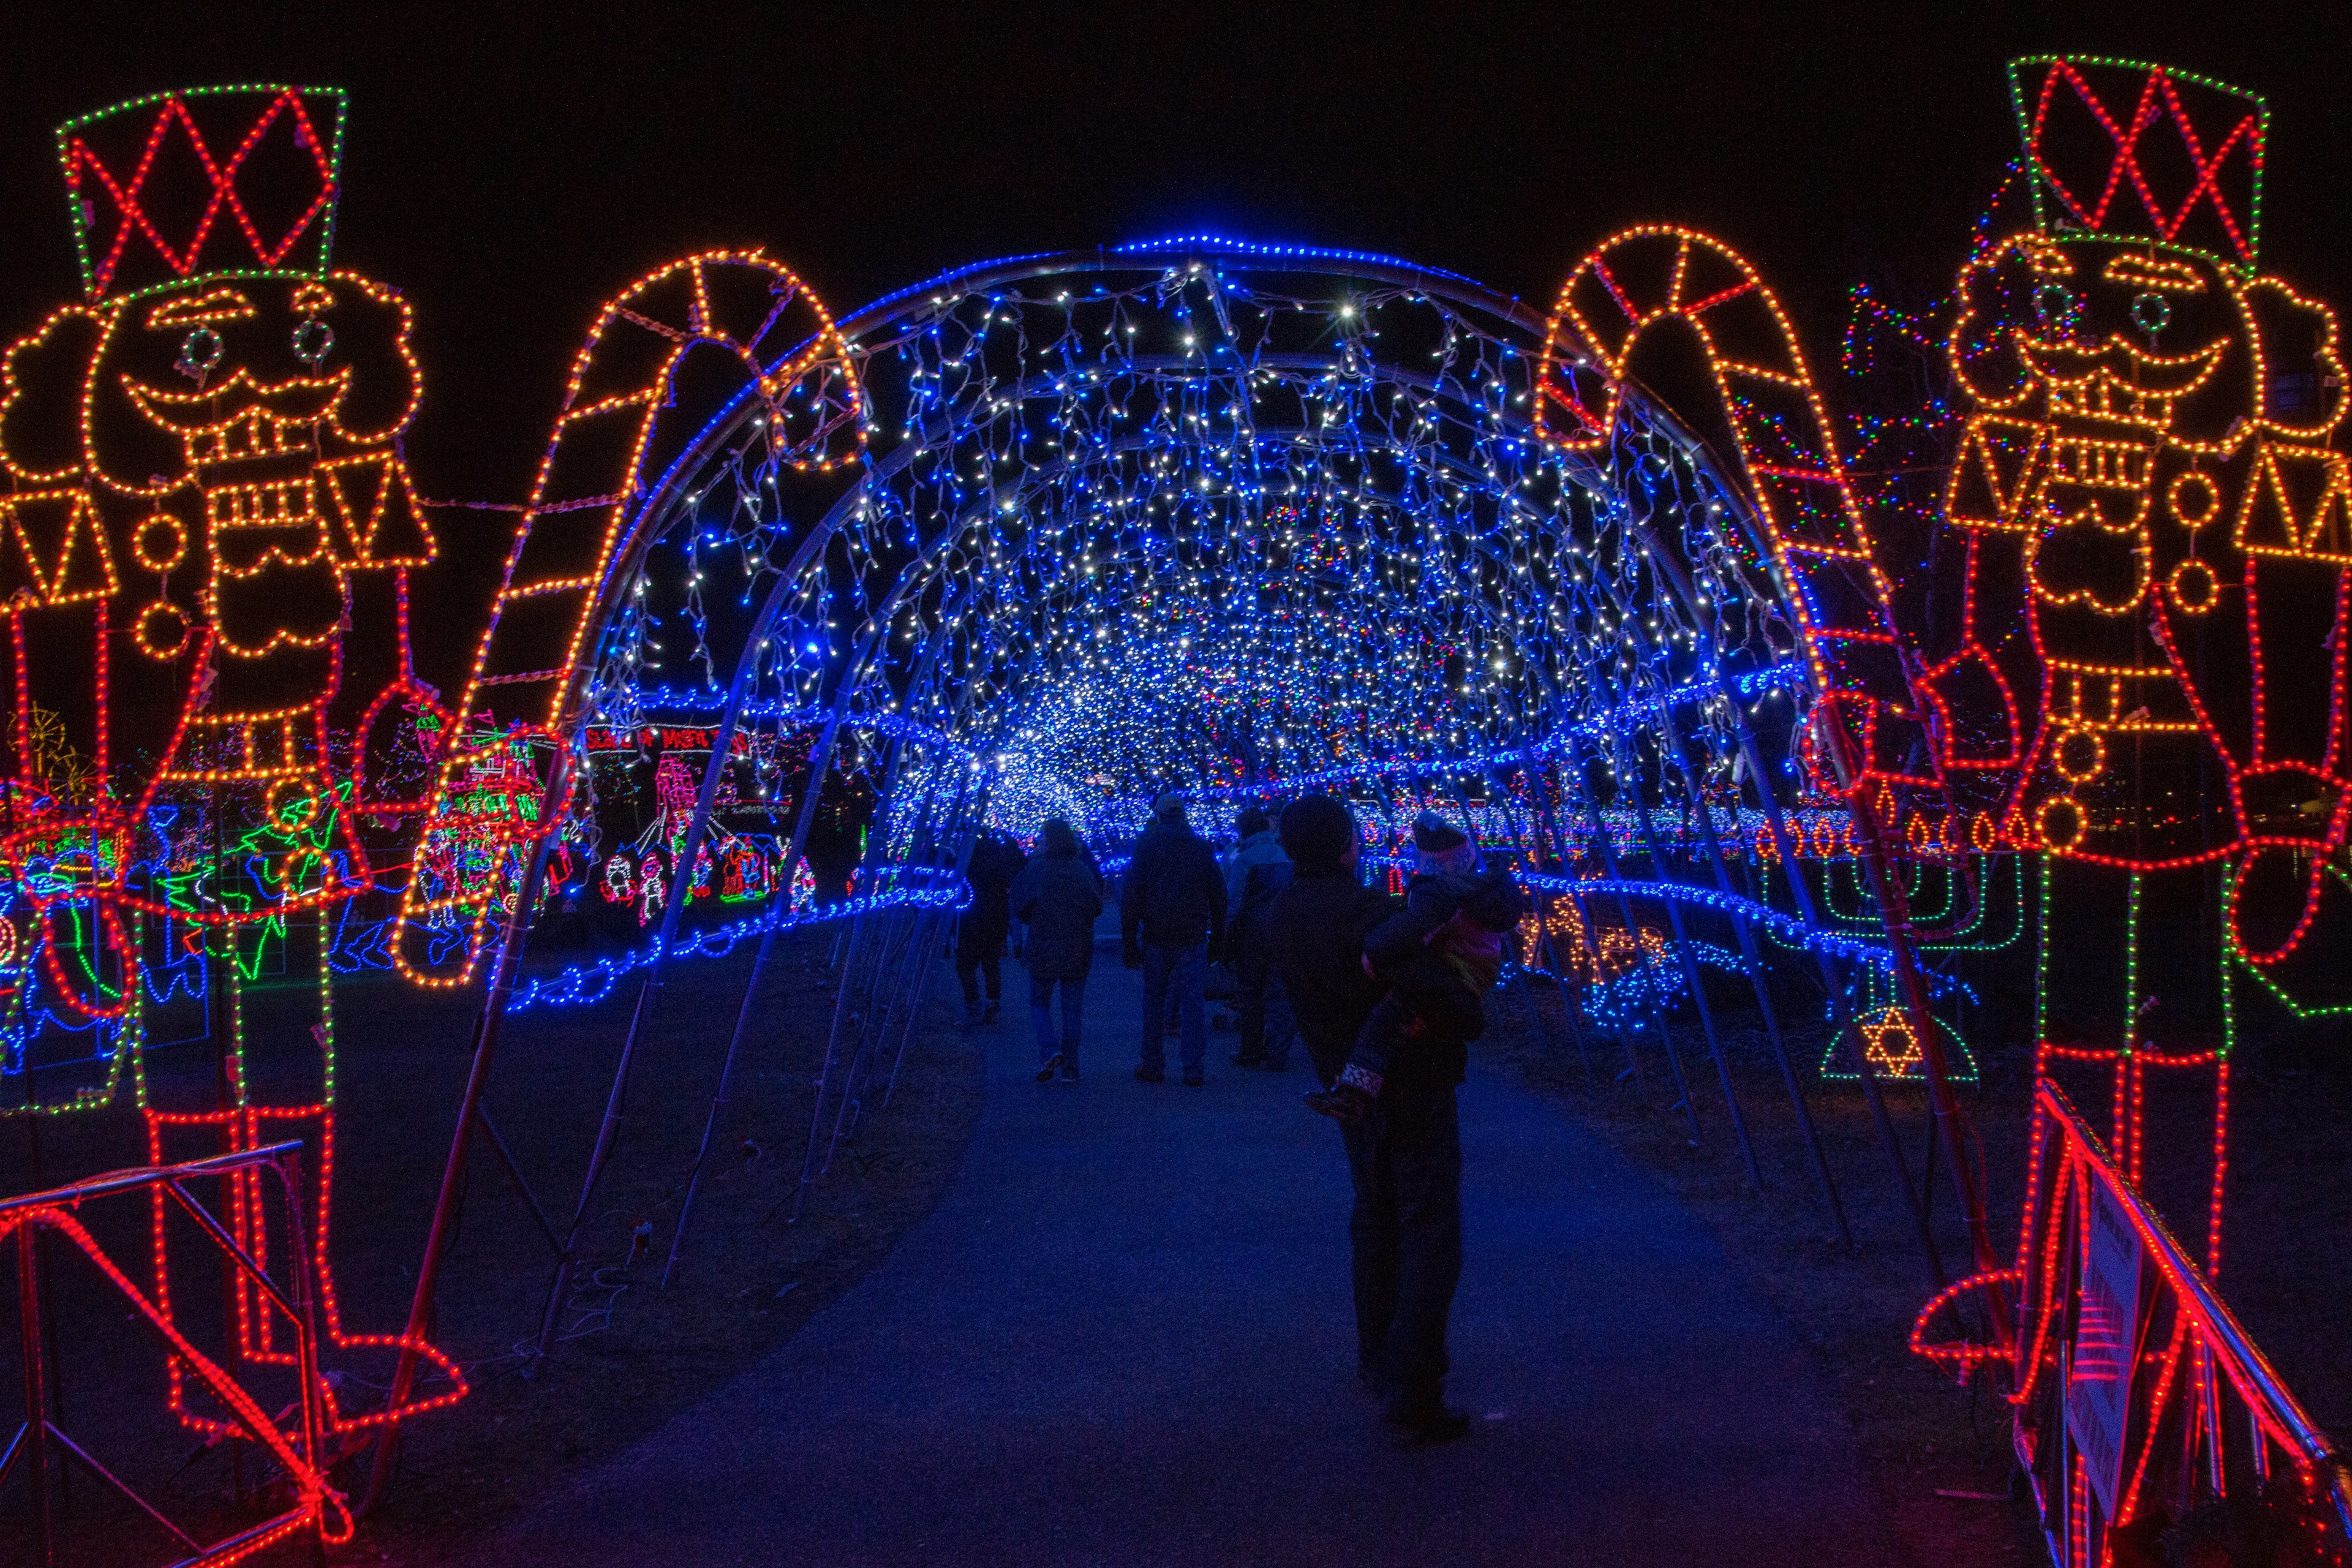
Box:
956, 828, 1027, 1025
1223, 806, 1298, 1070
1009, 818, 1101, 1082
1268, 796, 1474, 1446
1120, 793, 1226, 1085
1306, 812, 1524, 1121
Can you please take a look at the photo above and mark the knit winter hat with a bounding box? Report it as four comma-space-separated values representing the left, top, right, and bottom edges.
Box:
1279, 794, 1359, 871
1411, 811, 1469, 853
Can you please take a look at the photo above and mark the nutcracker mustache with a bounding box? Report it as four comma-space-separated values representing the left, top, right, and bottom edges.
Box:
123, 364, 353, 464
2016, 336, 2225, 425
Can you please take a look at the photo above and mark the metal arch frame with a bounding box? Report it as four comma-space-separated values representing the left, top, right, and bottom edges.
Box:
622, 251, 1882, 1141
764, 249, 1910, 1256
380, 237, 1944, 1462
372, 262, 869, 1492
634, 244, 1865, 1183
576, 242, 1814, 1155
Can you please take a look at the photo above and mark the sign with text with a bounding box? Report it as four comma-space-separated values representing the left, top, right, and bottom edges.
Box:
2065, 1174, 2146, 1518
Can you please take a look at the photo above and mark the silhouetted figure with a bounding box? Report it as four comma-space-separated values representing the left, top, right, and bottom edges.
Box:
1009, 817, 1102, 1081
1268, 796, 1472, 1446
957, 829, 1028, 1025
1120, 793, 1226, 1085
1223, 805, 1297, 1070
1307, 812, 1523, 1123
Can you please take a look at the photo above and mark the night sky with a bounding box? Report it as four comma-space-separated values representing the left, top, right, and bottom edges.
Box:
4, 2, 2347, 509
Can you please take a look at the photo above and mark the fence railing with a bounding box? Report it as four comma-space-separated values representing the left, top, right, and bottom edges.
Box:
1913, 1079, 2352, 1566
2, 1141, 350, 1568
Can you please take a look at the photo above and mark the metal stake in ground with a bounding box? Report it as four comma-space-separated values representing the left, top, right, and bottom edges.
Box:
1652, 696, 1851, 1246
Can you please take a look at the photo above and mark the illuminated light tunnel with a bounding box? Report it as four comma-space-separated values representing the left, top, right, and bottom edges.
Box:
380, 231, 1995, 1408
12, 56, 2351, 1564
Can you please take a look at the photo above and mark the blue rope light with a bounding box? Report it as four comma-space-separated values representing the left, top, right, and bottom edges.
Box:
1106, 233, 1482, 285
613, 687, 982, 757
1184, 658, 1809, 802
505, 878, 970, 1014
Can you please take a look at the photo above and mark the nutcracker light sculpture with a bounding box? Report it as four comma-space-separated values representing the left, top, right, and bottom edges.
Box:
0, 84, 463, 1433
1923, 58, 2351, 1262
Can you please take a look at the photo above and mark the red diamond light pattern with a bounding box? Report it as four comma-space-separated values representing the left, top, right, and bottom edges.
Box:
63, 89, 338, 298
2019, 58, 2264, 264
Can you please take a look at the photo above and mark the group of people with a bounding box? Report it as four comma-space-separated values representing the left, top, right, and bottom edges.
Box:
954, 817, 1101, 1082
1117, 793, 1298, 1084
952, 793, 1525, 1445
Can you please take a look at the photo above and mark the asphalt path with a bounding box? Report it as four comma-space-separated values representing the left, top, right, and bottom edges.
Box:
452, 932, 1875, 1566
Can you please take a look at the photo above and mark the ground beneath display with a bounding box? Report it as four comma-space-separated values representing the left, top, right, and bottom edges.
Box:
18, 908, 2345, 1566
6, 926, 985, 1568
435, 924, 2033, 1568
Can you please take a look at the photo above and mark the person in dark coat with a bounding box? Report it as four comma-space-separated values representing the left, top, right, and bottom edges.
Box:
956, 829, 1028, 1025
1223, 806, 1298, 1070
1009, 818, 1102, 1082
1306, 812, 1525, 1122
1118, 793, 1227, 1085
1267, 794, 1472, 1446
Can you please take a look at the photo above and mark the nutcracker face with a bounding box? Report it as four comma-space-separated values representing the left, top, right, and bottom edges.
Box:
1949, 236, 2249, 627
2, 270, 431, 724
1941, 228, 2352, 864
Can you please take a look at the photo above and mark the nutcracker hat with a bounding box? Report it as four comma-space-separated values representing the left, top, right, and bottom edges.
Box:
2007, 56, 2264, 267
58, 85, 347, 300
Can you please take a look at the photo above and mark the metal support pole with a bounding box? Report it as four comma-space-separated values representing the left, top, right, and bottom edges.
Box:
17, 1223, 51, 1568
262, 1148, 330, 1508
824, 910, 916, 1169
1653, 706, 1850, 1245
1727, 702, 1943, 1288
529, 624, 775, 1358
1624, 776, 1763, 1189
660, 707, 856, 1284
865, 758, 969, 1099
823, 764, 966, 1155
658, 917, 777, 1289
1583, 782, 1703, 1144
1526, 793, 1599, 1078
881, 907, 957, 1107
1564, 811, 1648, 1100
369, 748, 570, 1507
1455, 765, 1619, 1089
17, 1109, 66, 1514
1834, 760, 2000, 1284
794, 895, 884, 1221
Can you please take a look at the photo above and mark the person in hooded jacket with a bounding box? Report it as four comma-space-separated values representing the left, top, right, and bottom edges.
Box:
1223, 805, 1298, 1070
1009, 818, 1103, 1082
956, 829, 1028, 1025
1306, 812, 1525, 1122
1268, 796, 1482, 1447
1119, 793, 1227, 1085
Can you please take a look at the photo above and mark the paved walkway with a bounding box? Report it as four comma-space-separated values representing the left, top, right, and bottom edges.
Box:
455, 937, 1877, 1566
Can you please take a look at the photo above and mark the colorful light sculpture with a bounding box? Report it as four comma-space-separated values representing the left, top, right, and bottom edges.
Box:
1924, 57, 2351, 1261
1, 85, 464, 1434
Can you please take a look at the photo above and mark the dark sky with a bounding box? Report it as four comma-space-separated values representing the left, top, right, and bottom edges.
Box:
6, 2, 2348, 504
